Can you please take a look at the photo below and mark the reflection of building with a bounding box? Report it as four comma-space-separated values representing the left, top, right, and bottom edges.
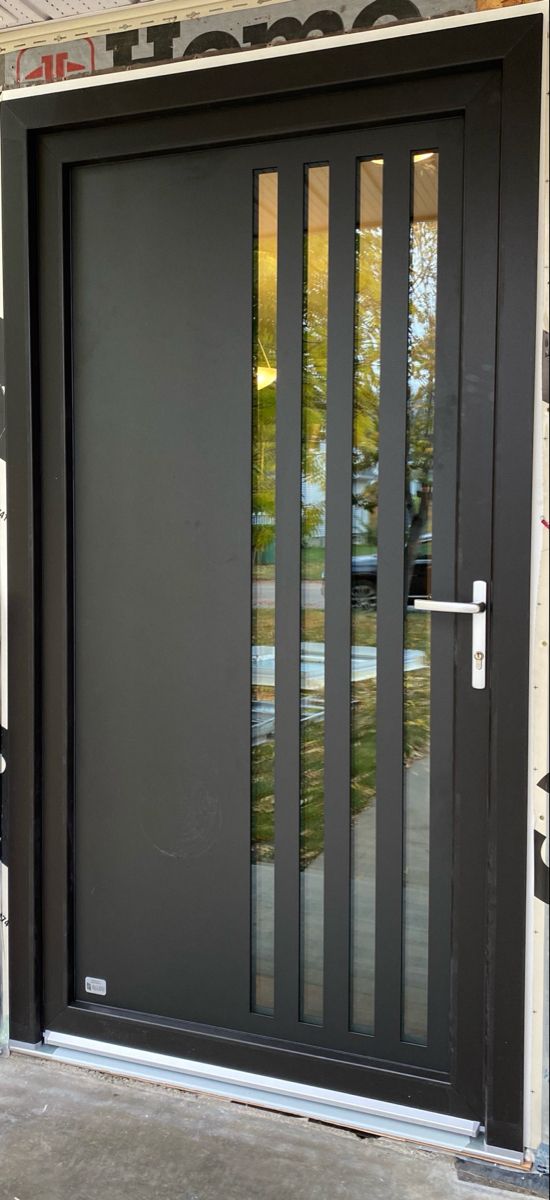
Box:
252, 511, 275, 563
352, 463, 378, 544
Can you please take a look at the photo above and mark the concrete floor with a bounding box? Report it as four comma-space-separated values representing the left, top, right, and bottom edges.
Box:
0, 1054, 532, 1200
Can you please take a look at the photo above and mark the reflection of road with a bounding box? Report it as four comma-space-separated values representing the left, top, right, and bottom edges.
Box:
254, 580, 324, 608
252, 757, 430, 1040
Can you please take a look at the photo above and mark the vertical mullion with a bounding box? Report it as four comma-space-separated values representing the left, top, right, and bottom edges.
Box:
374, 146, 411, 1054
323, 152, 357, 1039
273, 160, 305, 1028
426, 130, 463, 1067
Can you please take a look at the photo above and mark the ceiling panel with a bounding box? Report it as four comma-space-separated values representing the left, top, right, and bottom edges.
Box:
1, 0, 144, 31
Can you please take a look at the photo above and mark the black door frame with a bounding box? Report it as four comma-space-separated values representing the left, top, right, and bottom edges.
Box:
1, 14, 542, 1152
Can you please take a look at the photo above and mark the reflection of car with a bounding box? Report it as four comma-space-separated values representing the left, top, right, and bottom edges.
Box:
351, 532, 432, 611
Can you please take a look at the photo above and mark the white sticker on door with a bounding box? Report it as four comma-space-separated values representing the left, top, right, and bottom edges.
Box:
85, 976, 107, 996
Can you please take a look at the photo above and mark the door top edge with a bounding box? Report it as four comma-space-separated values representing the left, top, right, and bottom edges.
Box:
0, 12, 543, 138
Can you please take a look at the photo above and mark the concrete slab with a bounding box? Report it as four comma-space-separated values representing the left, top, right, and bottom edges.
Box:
0, 1054, 533, 1200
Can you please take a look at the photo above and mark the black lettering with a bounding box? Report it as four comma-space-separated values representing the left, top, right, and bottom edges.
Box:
146, 24, 181, 63
242, 21, 269, 47
106, 30, 139, 68
106, 23, 180, 68
301, 10, 344, 37
534, 830, 549, 906
184, 31, 241, 57
352, 0, 420, 29
262, 12, 343, 44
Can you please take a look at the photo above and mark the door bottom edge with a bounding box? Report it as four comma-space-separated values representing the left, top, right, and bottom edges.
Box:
9, 1030, 512, 1159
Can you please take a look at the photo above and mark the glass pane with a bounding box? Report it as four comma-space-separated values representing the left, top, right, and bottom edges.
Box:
402, 151, 439, 1045
251, 171, 278, 1016
350, 158, 383, 1035
300, 165, 329, 1025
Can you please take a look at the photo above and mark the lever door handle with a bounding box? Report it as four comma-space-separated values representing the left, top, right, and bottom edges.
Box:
413, 598, 485, 615
414, 581, 487, 690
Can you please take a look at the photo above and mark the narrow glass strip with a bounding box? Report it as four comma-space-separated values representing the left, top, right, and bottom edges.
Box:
350, 158, 383, 1035
300, 164, 329, 1025
401, 150, 439, 1045
251, 170, 278, 1015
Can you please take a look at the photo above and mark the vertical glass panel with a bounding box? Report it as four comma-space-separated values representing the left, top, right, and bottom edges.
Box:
251, 171, 278, 1015
350, 159, 383, 1035
300, 165, 329, 1025
402, 151, 439, 1045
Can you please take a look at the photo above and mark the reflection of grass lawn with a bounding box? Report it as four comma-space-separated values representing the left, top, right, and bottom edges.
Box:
253, 608, 429, 652
252, 609, 431, 866
255, 544, 377, 583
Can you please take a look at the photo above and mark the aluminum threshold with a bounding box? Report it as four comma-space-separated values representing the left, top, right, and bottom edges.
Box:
9, 1030, 524, 1166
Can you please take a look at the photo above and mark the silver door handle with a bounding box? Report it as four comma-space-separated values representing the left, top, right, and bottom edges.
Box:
413, 599, 484, 614
414, 581, 487, 690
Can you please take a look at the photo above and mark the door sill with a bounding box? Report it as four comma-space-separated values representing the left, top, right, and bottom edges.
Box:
9, 1030, 522, 1166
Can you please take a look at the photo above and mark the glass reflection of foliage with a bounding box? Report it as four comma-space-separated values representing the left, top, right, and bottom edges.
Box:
301, 166, 329, 560
249, 161, 438, 877
251, 171, 278, 1016
350, 159, 383, 1034
352, 165, 383, 550
405, 153, 438, 597
300, 166, 329, 1025
402, 153, 439, 1047
252, 174, 277, 573
300, 165, 329, 862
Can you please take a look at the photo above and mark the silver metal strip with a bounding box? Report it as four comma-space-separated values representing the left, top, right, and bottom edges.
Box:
414, 599, 482, 615
11, 1037, 526, 1165
471, 580, 487, 689
40, 1029, 478, 1136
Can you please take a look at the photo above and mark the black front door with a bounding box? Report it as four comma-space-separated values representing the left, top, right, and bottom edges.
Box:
3, 17, 542, 1152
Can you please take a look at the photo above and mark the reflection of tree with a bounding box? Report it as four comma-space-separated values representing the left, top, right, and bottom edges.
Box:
353, 226, 383, 538
253, 245, 277, 564
252, 197, 438, 865
405, 217, 437, 601
353, 214, 438, 594
252, 202, 438, 574
302, 229, 328, 543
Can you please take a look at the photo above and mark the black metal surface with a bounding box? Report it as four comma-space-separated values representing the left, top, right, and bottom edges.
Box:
0, 105, 42, 1045
322, 148, 356, 1043
1, 16, 542, 1145
273, 159, 304, 1032
485, 18, 542, 1153
70, 150, 255, 1027
426, 124, 463, 1070
451, 70, 501, 1128
1, 19, 542, 134
373, 141, 410, 1059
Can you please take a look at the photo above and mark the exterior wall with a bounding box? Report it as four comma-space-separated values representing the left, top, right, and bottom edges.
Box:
0, 0, 537, 88
0, 0, 547, 1160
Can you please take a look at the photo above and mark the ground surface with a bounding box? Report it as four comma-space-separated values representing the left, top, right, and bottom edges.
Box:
0, 1053, 535, 1200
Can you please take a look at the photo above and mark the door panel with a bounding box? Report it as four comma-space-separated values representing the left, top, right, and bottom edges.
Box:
71, 152, 254, 1026
63, 119, 468, 1069
0, 26, 532, 1138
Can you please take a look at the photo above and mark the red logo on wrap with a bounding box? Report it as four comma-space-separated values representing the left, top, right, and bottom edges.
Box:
16, 40, 95, 84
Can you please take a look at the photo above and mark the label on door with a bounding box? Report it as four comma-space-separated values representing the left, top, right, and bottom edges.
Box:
85, 976, 107, 996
